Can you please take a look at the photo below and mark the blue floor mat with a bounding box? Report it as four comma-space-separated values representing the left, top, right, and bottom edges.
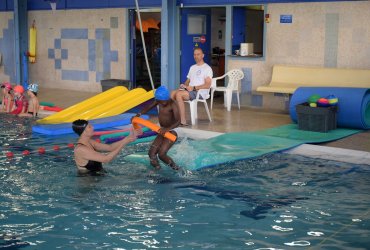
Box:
124, 124, 361, 171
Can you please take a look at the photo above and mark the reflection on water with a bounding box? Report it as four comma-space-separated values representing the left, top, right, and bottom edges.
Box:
1, 113, 370, 249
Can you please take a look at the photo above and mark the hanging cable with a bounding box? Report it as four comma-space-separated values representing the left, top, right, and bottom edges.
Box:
135, 0, 155, 91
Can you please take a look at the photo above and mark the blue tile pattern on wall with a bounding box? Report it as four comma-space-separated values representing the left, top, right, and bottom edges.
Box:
61, 29, 88, 39
54, 39, 61, 49
48, 48, 55, 59
110, 51, 118, 62
94, 28, 117, 82
110, 17, 118, 29
88, 39, 96, 71
62, 70, 88, 81
0, 19, 16, 82
61, 49, 68, 59
55, 59, 61, 69
96, 28, 110, 40
47, 22, 119, 83
96, 72, 104, 83
240, 67, 262, 107
251, 94, 263, 107
241, 68, 252, 93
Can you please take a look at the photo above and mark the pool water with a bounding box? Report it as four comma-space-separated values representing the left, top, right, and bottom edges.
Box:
1, 114, 370, 249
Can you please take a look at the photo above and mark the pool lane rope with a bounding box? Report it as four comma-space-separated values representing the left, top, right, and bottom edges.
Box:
132, 117, 177, 142
2, 127, 159, 159
2, 143, 75, 159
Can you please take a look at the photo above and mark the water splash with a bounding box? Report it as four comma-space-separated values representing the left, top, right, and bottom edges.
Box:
272, 225, 293, 232
284, 240, 310, 246
307, 231, 324, 236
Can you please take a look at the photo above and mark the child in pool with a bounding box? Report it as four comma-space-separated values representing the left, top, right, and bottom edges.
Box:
10, 85, 28, 115
0, 82, 14, 113
133, 86, 182, 171
19, 83, 40, 118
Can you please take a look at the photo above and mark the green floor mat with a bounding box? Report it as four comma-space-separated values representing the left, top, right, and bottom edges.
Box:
253, 124, 360, 143
124, 124, 361, 171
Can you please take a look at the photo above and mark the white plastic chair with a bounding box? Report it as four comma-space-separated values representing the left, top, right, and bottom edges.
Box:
210, 69, 244, 111
185, 89, 212, 125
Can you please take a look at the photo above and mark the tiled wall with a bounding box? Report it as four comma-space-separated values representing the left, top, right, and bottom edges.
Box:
0, 12, 15, 84
1, 2, 369, 102
28, 9, 127, 92
228, 1, 370, 111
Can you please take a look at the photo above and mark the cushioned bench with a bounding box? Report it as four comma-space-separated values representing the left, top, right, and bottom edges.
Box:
256, 65, 370, 94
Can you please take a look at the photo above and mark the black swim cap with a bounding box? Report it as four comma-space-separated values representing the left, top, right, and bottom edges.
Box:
72, 119, 88, 136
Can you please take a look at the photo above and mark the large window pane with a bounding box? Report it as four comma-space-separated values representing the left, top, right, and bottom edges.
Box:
232, 5, 264, 57
187, 14, 206, 34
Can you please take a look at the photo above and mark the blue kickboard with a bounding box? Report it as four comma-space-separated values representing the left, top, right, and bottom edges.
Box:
32, 113, 149, 135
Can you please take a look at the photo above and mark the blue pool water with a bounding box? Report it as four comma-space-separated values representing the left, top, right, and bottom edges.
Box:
1, 114, 370, 249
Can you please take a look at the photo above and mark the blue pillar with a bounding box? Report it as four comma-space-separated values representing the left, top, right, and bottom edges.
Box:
161, 0, 180, 91
225, 6, 232, 71
14, 0, 28, 85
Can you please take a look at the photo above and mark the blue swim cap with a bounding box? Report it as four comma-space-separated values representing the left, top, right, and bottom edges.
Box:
155, 86, 170, 101
28, 83, 39, 93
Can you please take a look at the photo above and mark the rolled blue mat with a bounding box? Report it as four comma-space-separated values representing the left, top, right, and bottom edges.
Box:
289, 87, 370, 129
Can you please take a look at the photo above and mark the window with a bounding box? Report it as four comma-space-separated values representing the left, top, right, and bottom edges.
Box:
232, 5, 264, 57
187, 14, 206, 34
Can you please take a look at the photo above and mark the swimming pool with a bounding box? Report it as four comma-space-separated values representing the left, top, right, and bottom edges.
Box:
1, 114, 370, 249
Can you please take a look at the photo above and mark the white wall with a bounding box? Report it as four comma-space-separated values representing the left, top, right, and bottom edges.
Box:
228, 1, 370, 110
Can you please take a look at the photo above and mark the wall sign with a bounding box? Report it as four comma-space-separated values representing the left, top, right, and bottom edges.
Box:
200, 35, 206, 44
280, 15, 292, 24
193, 37, 200, 42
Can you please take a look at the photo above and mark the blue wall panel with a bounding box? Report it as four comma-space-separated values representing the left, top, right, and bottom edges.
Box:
27, 0, 66, 10
27, 0, 161, 10
4, 0, 362, 11
8, 0, 361, 11
0, 0, 14, 11
0, 1, 6, 11
178, 0, 360, 6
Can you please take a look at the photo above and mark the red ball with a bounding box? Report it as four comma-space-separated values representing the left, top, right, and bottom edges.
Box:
67, 143, 74, 149
53, 145, 60, 151
6, 152, 14, 158
317, 98, 330, 107
38, 147, 46, 154
22, 150, 30, 155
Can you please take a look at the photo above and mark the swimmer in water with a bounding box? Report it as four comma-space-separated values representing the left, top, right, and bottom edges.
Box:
72, 119, 142, 174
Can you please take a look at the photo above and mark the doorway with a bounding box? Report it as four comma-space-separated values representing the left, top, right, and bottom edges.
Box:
131, 9, 161, 91
180, 7, 226, 82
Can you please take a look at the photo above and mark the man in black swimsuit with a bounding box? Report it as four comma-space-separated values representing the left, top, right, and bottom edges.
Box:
72, 119, 140, 173
134, 86, 181, 171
